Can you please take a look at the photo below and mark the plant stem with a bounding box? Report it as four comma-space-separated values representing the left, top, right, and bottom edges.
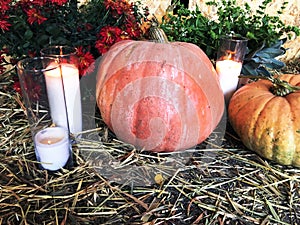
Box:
239, 75, 300, 96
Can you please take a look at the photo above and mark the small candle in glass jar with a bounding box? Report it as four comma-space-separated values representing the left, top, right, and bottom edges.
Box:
34, 127, 70, 171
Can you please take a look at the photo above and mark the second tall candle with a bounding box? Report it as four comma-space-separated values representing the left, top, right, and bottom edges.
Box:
44, 63, 82, 135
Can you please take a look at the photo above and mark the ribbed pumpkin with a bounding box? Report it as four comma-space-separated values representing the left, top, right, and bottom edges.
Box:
96, 40, 224, 152
228, 74, 300, 166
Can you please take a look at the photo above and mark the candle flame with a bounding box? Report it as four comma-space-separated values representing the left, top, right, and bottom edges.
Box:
40, 137, 63, 145
220, 50, 236, 61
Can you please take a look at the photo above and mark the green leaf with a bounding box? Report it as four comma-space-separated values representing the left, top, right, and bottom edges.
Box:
24, 30, 33, 40
22, 42, 30, 48
37, 34, 49, 46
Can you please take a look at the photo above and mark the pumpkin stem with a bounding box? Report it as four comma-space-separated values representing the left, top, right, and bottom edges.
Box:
239, 75, 300, 96
148, 26, 169, 43
270, 77, 300, 96
147, 16, 169, 43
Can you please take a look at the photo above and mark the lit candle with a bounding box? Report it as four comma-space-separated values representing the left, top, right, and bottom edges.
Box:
44, 63, 82, 135
216, 59, 242, 103
34, 127, 70, 171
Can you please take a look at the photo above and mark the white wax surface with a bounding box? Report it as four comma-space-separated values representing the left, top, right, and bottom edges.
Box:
216, 60, 242, 103
34, 127, 70, 171
44, 63, 82, 135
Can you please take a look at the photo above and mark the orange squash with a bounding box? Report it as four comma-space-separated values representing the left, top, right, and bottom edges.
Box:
96, 40, 224, 152
228, 74, 300, 166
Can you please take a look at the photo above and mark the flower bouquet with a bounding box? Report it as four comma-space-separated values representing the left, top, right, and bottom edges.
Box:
0, 0, 149, 79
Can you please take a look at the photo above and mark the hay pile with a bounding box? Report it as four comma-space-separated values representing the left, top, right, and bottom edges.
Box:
0, 62, 300, 224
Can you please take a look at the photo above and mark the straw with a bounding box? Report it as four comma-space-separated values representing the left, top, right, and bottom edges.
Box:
0, 61, 299, 224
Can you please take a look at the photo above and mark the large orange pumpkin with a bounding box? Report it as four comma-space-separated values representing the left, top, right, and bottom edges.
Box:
96, 40, 224, 152
228, 74, 300, 166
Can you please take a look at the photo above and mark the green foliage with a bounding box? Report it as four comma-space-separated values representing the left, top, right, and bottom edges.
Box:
242, 38, 287, 77
160, 6, 217, 57
159, 0, 300, 76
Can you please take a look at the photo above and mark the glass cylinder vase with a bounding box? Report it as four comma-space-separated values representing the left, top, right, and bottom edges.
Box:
215, 35, 248, 104
40, 46, 82, 137
16, 57, 72, 171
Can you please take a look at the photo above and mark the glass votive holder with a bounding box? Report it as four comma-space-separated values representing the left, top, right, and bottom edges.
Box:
40, 46, 82, 137
16, 57, 72, 171
215, 35, 248, 104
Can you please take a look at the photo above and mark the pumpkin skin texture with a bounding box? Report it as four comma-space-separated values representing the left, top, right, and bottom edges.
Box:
96, 40, 224, 152
228, 74, 300, 167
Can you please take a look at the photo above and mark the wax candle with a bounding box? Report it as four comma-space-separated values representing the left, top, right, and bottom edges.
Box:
34, 127, 70, 171
216, 59, 242, 103
44, 63, 82, 135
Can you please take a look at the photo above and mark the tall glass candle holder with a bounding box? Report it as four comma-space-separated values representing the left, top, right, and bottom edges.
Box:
216, 35, 248, 104
40, 46, 82, 137
16, 57, 72, 171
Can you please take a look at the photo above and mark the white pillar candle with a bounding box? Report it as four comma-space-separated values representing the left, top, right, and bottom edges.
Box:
44, 63, 82, 135
34, 127, 70, 171
216, 59, 242, 103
